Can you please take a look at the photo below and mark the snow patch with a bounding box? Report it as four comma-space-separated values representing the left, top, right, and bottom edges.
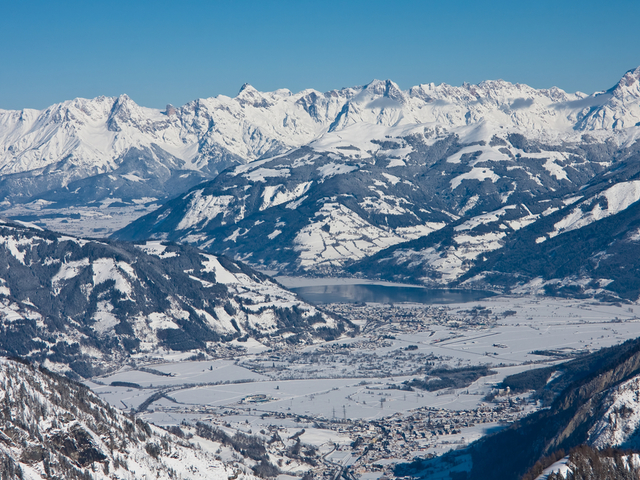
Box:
317, 162, 358, 179
51, 258, 90, 294
550, 181, 640, 238
243, 167, 291, 182
260, 181, 312, 211
176, 191, 236, 230
92, 258, 136, 297
450, 167, 500, 190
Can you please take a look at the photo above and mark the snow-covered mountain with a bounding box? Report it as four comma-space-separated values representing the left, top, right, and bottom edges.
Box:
2, 68, 639, 235
0, 219, 348, 378
112, 68, 640, 290
0, 357, 261, 480
349, 144, 640, 300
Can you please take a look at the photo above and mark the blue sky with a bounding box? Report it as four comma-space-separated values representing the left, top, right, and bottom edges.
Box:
1, 0, 639, 110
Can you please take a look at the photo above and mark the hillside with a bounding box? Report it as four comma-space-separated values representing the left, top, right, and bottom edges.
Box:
349, 141, 640, 300
396, 336, 640, 479
0, 357, 260, 479
0, 219, 349, 378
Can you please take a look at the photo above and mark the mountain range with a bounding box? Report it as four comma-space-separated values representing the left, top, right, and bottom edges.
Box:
111, 67, 640, 300
2, 67, 640, 479
1, 67, 638, 236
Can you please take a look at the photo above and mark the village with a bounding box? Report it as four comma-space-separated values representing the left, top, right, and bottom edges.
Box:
144, 388, 532, 478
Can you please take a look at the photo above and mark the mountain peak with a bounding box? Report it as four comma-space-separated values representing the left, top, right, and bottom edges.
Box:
238, 83, 257, 95
236, 83, 272, 108
607, 65, 640, 101
624, 65, 640, 77
107, 93, 141, 131
363, 79, 405, 103
619, 65, 640, 86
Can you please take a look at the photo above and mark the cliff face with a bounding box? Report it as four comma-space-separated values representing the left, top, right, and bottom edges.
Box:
549, 348, 640, 451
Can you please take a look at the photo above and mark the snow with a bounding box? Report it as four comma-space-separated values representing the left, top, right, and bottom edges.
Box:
535, 457, 572, 480
121, 173, 145, 182
0, 235, 33, 264
450, 167, 500, 190
589, 375, 640, 448
317, 162, 358, 179
51, 258, 90, 293
446, 145, 511, 165
92, 300, 119, 334
148, 311, 181, 330
260, 181, 312, 211
92, 257, 136, 297
136, 241, 178, 258
292, 202, 436, 268
543, 156, 569, 180
243, 167, 291, 182
550, 180, 640, 238
390, 224, 509, 282
200, 254, 240, 284
381, 172, 401, 185
454, 206, 515, 232
0, 71, 638, 201
176, 191, 236, 230
387, 158, 406, 167
0, 358, 257, 480
360, 197, 409, 215
285, 195, 308, 209
80, 294, 640, 477
458, 194, 479, 216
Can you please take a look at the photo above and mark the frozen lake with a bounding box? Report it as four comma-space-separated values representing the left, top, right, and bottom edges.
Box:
290, 284, 494, 304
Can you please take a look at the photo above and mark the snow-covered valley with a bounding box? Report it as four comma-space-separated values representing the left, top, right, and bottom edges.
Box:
82, 294, 640, 479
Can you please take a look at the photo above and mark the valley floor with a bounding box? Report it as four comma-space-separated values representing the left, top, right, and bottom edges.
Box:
0, 201, 160, 238
86, 295, 640, 479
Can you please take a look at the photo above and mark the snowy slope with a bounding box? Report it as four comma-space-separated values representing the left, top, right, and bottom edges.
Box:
114, 125, 617, 275
588, 375, 640, 448
349, 145, 640, 301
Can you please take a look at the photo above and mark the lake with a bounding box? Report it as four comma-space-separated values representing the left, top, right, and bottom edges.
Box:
290, 283, 495, 305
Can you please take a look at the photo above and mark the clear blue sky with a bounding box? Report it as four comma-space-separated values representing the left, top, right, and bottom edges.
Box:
1, 0, 639, 110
